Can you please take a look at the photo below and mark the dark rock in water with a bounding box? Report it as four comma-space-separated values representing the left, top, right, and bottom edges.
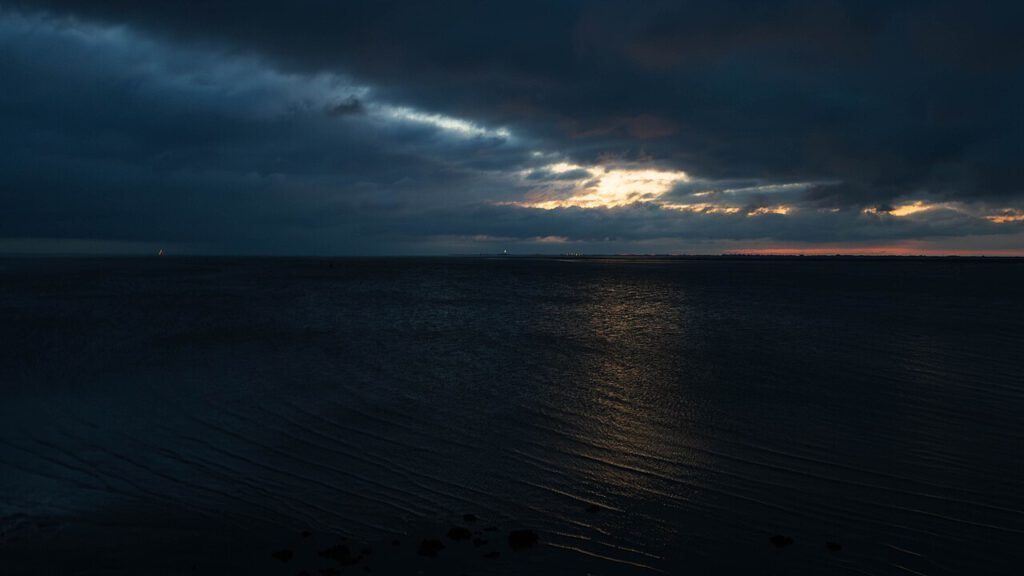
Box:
462, 513, 478, 522
472, 537, 488, 547
319, 543, 363, 565
418, 538, 445, 557
271, 549, 294, 563
586, 503, 601, 513
301, 530, 312, 538
826, 541, 842, 552
508, 529, 539, 550
361, 546, 373, 556
482, 551, 501, 560
447, 526, 473, 541
770, 535, 794, 548
390, 539, 400, 546
483, 525, 498, 532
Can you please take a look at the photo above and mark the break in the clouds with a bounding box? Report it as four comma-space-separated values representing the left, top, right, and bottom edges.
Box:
2, 1, 1023, 255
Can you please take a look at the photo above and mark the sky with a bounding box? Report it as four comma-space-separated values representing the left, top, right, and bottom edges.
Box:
2, 0, 1023, 255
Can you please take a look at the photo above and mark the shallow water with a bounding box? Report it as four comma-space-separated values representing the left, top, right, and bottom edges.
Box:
2, 257, 1023, 575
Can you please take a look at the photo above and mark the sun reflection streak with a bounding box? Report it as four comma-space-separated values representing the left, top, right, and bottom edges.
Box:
550, 273, 708, 507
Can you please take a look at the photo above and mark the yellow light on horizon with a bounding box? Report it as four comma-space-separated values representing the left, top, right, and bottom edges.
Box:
661, 203, 742, 214
863, 201, 950, 217
746, 205, 792, 216
986, 211, 1024, 223
514, 163, 688, 209
889, 201, 932, 216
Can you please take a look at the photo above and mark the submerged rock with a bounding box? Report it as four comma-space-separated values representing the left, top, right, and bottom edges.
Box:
447, 526, 472, 541
826, 541, 842, 552
418, 538, 445, 557
271, 549, 293, 562
319, 543, 363, 565
508, 529, 539, 550
770, 535, 794, 548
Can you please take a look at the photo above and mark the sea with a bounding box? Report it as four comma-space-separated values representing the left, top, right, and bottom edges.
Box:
1, 256, 1022, 575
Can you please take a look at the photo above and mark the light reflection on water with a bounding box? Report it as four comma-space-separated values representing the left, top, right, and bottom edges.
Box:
566, 276, 701, 494
2, 257, 1024, 575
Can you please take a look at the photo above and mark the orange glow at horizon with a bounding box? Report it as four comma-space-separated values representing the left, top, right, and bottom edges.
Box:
726, 246, 1024, 256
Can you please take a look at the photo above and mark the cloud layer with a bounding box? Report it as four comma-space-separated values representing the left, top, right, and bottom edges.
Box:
2, 1, 1023, 254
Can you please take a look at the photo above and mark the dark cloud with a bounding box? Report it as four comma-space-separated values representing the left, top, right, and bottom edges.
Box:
326, 97, 365, 117
2, 1, 1023, 254
526, 168, 592, 182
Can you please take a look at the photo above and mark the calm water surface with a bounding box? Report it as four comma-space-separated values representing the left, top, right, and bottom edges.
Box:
1, 257, 1022, 574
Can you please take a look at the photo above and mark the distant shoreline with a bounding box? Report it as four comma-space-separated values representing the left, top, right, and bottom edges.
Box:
1, 253, 1022, 261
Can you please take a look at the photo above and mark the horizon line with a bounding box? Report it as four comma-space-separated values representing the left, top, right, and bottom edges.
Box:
2, 252, 1023, 259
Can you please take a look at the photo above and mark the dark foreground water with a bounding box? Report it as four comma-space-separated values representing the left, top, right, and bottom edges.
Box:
2, 257, 1023, 575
